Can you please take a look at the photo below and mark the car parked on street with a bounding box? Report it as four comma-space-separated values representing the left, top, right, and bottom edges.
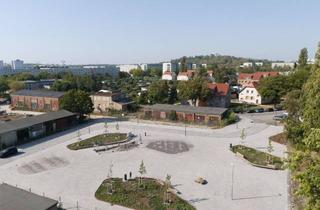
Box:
0, 147, 18, 158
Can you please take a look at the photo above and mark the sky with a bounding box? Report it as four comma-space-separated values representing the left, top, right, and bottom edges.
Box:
0, 0, 319, 64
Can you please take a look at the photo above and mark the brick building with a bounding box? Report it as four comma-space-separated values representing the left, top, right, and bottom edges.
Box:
10, 90, 65, 111
90, 90, 134, 113
142, 104, 227, 126
238, 72, 279, 87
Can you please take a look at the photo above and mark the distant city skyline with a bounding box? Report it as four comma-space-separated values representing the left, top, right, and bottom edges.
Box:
0, 0, 319, 64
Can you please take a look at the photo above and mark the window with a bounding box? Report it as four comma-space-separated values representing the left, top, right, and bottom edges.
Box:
246, 90, 249, 93
31, 102, 38, 110
251, 90, 253, 94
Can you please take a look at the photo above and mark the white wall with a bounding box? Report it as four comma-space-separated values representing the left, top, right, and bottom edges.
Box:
162, 63, 172, 73
239, 87, 262, 104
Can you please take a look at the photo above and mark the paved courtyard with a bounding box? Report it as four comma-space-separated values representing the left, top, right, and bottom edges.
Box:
0, 115, 288, 210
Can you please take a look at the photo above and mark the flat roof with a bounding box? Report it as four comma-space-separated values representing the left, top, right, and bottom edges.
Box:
0, 110, 76, 135
11, 89, 65, 98
143, 104, 227, 116
0, 183, 58, 210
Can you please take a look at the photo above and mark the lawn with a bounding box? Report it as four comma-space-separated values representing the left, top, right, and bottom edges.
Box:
232, 145, 284, 170
67, 133, 127, 150
95, 178, 196, 210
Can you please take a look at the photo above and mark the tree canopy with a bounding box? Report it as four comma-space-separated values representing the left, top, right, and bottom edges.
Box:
60, 89, 94, 119
298, 47, 308, 67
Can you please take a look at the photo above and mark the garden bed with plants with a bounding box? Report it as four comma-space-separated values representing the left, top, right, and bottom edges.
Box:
95, 177, 196, 210
67, 133, 127, 150
231, 145, 284, 170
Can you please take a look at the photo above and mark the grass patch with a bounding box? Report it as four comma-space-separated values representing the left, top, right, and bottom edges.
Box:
67, 133, 127, 150
95, 178, 196, 210
231, 145, 284, 170
269, 132, 287, 145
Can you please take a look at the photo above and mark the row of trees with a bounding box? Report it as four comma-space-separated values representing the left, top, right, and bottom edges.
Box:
284, 43, 320, 209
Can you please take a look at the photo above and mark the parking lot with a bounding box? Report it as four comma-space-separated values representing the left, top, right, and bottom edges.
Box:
0, 115, 288, 210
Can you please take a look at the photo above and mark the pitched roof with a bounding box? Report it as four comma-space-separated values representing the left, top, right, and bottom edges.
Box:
163, 71, 172, 76
0, 110, 76, 135
11, 89, 65, 98
143, 104, 227, 116
178, 72, 189, 76
91, 91, 121, 97
238, 72, 279, 81
0, 183, 58, 210
208, 83, 230, 96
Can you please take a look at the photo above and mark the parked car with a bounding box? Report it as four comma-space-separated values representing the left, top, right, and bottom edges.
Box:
247, 109, 255, 113
255, 108, 264, 113
0, 147, 18, 158
273, 115, 287, 121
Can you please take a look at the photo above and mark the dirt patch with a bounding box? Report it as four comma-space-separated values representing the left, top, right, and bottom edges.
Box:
18, 156, 69, 175
269, 132, 287, 145
146, 141, 192, 154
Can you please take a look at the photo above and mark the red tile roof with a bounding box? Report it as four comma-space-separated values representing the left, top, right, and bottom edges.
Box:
178, 72, 189, 76
208, 83, 230, 96
163, 71, 172, 76
238, 72, 279, 81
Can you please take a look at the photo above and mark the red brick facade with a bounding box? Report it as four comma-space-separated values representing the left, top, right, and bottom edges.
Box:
11, 95, 62, 111
144, 110, 222, 126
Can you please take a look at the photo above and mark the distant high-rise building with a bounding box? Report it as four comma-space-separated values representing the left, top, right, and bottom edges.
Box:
11, 59, 25, 70
0, 60, 3, 70
139, 63, 148, 71
117, 64, 139, 73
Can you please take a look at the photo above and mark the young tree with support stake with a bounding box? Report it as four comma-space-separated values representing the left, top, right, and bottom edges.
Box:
267, 140, 274, 164
164, 174, 172, 204
240, 128, 246, 144
138, 160, 147, 188
106, 163, 114, 194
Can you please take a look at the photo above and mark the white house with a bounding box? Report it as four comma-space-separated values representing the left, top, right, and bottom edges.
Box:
271, 62, 295, 69
255, 62, 263, 66
162, 71, 175, 80
117, 64, 139, 73
177, 72, 189, 81
240, 62, 253, 68
239, 84, 262, 105
162, 63, 172, 73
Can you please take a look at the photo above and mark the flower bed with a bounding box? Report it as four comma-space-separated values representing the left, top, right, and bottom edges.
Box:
231, 145, 284, 170
67, 133, 127, 150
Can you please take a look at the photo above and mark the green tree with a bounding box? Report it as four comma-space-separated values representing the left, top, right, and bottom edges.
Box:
147, 80, 169, 104
257, 75, 288, 104
314, 42, 320, 69
298, 48, 308, 67
240, 128, 246, 144
60, 89, 94, 119
9, 80, 25, 91
180, 56, 187, 72
138, 160, 147, 187
164, 174, 172, 204
0, 78, 9, 94
177, 76, 210, 105
130, 68, 144, 77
